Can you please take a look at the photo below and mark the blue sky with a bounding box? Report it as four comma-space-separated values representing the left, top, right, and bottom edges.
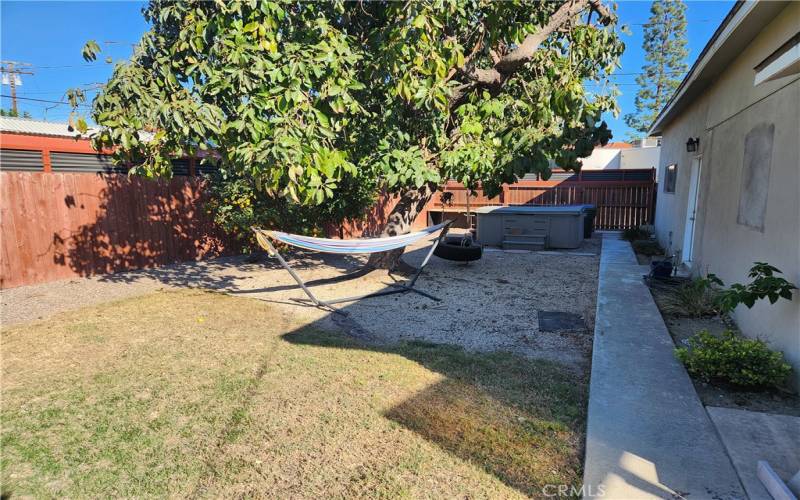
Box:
1, 0, 733, 140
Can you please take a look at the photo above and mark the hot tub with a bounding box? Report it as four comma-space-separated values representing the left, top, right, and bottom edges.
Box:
475, 205, 586, 250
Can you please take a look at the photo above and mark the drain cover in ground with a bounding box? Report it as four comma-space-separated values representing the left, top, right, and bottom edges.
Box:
538, 311, 584, 332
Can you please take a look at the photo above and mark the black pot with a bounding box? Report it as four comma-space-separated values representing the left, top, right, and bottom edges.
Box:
650, 260, 673, 278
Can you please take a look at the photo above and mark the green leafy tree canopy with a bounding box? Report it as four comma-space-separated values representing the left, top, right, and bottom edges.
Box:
75, 0, 625, 236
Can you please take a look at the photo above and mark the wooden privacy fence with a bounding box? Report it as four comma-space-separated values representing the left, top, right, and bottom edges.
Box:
0, 129, 656, 288
0, 171, 234, 288
424, 168, 657, 230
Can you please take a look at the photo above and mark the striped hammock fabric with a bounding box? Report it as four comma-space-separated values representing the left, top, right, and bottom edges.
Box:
254, 221, 450, 255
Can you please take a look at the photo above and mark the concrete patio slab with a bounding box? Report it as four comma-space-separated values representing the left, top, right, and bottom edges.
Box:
708, 406, 800, 500
583, 234, 746, 499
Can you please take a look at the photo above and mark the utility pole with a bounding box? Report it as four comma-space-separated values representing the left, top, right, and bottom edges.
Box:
1, 61, 34, 115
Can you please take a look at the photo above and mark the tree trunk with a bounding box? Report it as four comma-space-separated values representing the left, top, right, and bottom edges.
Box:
366, 183, 436, 270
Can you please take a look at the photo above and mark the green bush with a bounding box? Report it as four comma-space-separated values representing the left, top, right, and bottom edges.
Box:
631, 239, 663, 256
623, 226, 650, 241
204, 169, 376, 252
716, 262, 797, 313
675, 330, 792, 388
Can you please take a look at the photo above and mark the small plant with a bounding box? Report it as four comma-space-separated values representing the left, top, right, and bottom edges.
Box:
716, 262, 797, 313
631, 239, 663, 256
660, 275, 722, 317
623, 226, 650, 241
675, 330, 792, 388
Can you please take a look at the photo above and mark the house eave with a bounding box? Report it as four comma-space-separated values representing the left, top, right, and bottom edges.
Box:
649, 0, 790, 135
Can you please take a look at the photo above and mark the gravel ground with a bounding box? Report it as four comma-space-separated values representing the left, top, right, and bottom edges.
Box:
2, 275, 164, 326
2, 234, 601, 371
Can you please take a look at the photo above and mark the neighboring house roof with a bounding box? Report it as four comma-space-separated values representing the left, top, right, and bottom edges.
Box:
601, 142, 633, 149
0, 116, 97, 138
0, 116, 162, 144
649, 0, 791, 135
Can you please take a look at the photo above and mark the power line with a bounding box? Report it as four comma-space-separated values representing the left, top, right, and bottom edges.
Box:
29, 40, 136, 70
1, 61, 35, 114
16, 88, 101, 96
0, 94, 91, 108
610, 71, 685, 76
630, 19, 712, 26
30, 64, 100, 70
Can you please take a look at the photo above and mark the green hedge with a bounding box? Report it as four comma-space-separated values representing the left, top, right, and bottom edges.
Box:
675, 330, 791, 389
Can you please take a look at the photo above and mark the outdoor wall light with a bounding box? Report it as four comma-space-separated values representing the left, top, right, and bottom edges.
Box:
686, 137, 700, 152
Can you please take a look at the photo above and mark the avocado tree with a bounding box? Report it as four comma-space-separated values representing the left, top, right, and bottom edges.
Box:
75, 0, 624, 265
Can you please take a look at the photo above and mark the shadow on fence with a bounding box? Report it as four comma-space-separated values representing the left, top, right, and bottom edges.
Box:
50, 174, 230, 282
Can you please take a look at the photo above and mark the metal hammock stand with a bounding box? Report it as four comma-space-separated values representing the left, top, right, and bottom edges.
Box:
252, 220, 452, 315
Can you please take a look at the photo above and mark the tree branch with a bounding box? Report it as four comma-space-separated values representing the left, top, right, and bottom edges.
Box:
495, 0, 595, 76
448, 0, 613, 108
445, 28, 485, 83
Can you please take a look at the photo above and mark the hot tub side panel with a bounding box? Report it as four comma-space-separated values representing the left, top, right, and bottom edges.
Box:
475, 207, 585, 249
476, 212, 504, 246
547, 214, 584, 249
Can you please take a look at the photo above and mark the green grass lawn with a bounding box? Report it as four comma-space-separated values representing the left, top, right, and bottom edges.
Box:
1, 290, 588, 498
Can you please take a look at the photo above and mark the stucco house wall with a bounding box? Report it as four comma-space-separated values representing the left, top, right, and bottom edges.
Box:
653, 92, 711, 253
654, 2, 800, 386
577, 148, 621, 169
619, 146, 661, 171
578, 146, 661, 173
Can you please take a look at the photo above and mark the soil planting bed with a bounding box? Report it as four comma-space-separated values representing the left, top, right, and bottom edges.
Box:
645, 276, 800, 417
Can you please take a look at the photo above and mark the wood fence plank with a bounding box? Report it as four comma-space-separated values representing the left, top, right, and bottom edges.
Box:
429, 175, 656, 231
0, 171, 235, 288
0, 174, 21, 287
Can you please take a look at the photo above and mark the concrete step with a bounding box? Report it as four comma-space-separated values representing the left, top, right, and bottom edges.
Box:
503, 233, 547, 241
502, 238, 546, 251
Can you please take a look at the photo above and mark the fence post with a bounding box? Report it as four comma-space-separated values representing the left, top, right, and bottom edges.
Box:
42, 150, 52, 173
650, 186, 658, 225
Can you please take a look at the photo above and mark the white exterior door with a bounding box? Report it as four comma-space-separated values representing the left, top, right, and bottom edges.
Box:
682, 156, 702, 264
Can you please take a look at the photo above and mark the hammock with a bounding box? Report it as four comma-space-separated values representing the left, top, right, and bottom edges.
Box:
259, 221, 451, 255
252, 221, 452, 315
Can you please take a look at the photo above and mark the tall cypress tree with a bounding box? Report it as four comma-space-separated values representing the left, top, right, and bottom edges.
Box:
625, 0, 688, 139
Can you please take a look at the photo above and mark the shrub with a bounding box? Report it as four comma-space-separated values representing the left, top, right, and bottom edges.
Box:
623, 226, 650, 241
204, 169, 376, 252
716, 262, 797, 313
659, 275, 722, 317
675, 330, 792, 388
631, 239, 663, 256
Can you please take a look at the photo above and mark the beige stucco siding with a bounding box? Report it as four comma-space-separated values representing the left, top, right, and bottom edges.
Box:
703, 2, 800, 131
654, 3, 800, 386
653, 90, 711, 253
700, 82, 799, 385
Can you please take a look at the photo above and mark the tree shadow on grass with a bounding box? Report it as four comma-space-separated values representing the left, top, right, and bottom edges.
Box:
281, 326, 589, 497
173, 243, 589, 495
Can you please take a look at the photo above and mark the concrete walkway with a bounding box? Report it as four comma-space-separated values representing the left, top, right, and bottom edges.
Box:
708, 407, 800, 500
583, 234, 746, 499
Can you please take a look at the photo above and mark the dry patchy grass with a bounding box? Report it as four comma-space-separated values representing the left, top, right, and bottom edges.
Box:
2, 290, 587, 498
